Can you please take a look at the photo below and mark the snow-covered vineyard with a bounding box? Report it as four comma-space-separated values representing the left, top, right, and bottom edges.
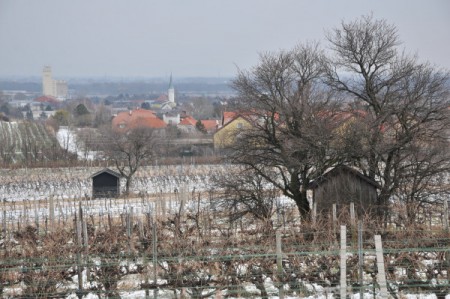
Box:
1, 165, 450, 299
0, 164, 239, 225
0, 121, 61, 164
0, 164, 223, 202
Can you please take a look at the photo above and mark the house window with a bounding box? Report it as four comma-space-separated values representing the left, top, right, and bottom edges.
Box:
119, 124, 126, 129
237, 122, 243, 129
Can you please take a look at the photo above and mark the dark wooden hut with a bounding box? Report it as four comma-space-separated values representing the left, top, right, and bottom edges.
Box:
309, 165, 380, 215
91, 168, 121, 198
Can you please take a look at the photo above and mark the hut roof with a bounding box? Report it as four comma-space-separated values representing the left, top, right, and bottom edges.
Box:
90, 168, 121, 179
308, 165, 380, 189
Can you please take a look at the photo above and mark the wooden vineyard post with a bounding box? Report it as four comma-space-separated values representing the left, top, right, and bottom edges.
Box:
168, 192, 172, 216
75, 210, 83, 298
332, 203, 337, 228
33, 200, 39, 236
429, 210, 432, 229
127, 207, 133, 253
154, 200, 159, 220
276, 231, 284, 299
49, 195, 55, 232
108, 211, 112, 232
76, 251, 83, 299
374, 235, 388, 298
17, 212, 21, 232
161, 197, 166, 219
89, 215, 96, 237
138, 219, 144, 241
350, 202, 355, 227
152, 223, 158, 299
340, 225, 347, 299
58, 202, 63, 226
23, 205, 27, 228
443, 200, 449, 231
179, 186, 187, 222
312, 202, 317, 226
83, 219, 90, 283
2, 210, 6, 239
77, 204, 83, 247
144, 220, 150, 299
446, 242, 450, 290
358, 221, 364, 298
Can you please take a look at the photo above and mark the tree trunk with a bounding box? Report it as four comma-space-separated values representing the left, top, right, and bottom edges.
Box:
377, 188, 390, 226
290, 171, 310, 219
294, 188, 310, 219
125, 177, 132, 195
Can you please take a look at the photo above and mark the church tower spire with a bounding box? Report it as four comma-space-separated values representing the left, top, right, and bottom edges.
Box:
168, 73, 175, 103
169, 73, 173, 89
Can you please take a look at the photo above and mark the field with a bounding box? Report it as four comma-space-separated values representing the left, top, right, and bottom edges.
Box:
1, 164, 450, 298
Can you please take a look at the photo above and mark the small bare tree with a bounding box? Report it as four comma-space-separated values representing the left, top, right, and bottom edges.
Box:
102, 127, 159, 195
212, 166, 277, 230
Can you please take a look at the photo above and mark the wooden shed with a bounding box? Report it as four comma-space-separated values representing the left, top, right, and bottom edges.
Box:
309, 165, 380, 215
91, 168, 121, 198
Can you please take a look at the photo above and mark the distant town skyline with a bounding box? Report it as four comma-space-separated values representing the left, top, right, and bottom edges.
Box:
0, 0, 449, 78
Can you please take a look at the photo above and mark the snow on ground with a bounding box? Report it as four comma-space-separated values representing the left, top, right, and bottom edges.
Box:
56, 126, 98, 160
1, 162, 449, 298
0, 165, 255, 223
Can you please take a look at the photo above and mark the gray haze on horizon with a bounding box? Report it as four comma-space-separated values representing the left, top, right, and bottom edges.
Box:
0, 0, 449, 79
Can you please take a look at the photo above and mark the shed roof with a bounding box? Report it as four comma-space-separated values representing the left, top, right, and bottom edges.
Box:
308, 165, 380, 189
90, 168, 121, 179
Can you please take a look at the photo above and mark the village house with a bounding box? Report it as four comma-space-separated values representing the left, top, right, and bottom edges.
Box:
178, 115, 198, 134
162, 112, 181, 125
200, 119, 219, 134
111, 108, 167, 132
213, 113, 252, 149
176, 115, 219, 135
222, 111, 239, 126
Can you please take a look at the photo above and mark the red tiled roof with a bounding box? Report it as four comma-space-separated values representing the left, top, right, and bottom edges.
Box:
112, 109, 166, 131
132, 117, 167, 129
201, 120, 218, 131
215, 114, 253, 134
34, 95, 59, 104
155, 94, 169, 102
178, 116, 197, 126
223, 111, 238, 125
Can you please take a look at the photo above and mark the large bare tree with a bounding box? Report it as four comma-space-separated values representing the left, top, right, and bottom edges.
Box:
102, 127, 159, 195
324, 15, 450, 218
230, 43, 343, 218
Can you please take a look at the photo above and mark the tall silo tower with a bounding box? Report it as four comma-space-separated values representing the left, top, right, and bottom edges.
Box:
42, 66, 54, 96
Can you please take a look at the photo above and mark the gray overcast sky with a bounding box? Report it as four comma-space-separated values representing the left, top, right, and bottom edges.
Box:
0, 0, 449, 78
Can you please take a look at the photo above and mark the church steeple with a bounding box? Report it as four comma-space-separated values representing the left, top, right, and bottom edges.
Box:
168, 73, 175, 103
168, 73, 174, 89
